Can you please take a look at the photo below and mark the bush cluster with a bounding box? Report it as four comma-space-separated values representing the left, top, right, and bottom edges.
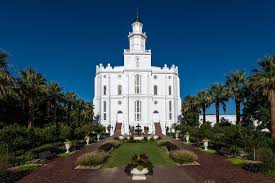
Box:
169, 150, 198, 164
76, 150, 109, 166
98, 140, 121, 152
157, 140, 179, 151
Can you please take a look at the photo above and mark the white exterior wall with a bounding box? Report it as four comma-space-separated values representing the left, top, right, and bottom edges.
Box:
199, 115, 237, 126
93, 18, 181, 135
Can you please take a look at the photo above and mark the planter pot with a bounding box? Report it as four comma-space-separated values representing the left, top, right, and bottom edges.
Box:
185, 135, 190, 143
97, 134, 100, 141
118, 136, 125, 140
86, 138, 90, 145
134, 136, 144, 141
65, 143, 70, 153
203, 140, 209, 151
153, 135, 159, 140
130, 168, 149, 180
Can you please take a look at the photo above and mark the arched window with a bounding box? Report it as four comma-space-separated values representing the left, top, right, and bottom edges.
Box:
103, 101, 107, 120
169, 101, 172, 120
118, 85, 122, 95
134, 74, 141, 94
135, 100, 141, 121
168, 86, 172, 95
154, 85, 158, 95
103, 85, 107, 95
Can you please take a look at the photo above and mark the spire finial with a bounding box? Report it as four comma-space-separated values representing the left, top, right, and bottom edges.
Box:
136, 8, 139, 18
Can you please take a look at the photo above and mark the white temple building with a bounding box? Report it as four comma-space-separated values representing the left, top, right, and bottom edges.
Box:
93, 16, 181, 136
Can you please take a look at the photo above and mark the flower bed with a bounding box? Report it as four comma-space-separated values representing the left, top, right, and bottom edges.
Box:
169, 150, 198, 165
124, 153, 153, 175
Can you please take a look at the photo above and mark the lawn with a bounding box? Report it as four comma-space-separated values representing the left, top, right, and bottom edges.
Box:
102, 142, 175, 168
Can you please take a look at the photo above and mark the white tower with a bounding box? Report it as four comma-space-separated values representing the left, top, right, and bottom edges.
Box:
123, 14, 151, 69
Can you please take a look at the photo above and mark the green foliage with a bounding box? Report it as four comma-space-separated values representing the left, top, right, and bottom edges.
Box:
157, 140, 179, 151
169, 150, 198, 164
76, 150, 109, 166
14, 164, 42, 171
124, 153, 153, 175
98, 140, 121, 152
226, 157, 246, 165
59, 125, 73, 140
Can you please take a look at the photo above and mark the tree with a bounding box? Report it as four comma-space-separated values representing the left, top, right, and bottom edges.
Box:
0, 51, 14, 98
17, 68, 46, 128
46, 82, 63, 124
248, 56, 275, 142
197, 90, 212, 123
209, 84, 229, 124
225, 71, 246, 124
182, 96, 200, 126
64, 92, 77, 125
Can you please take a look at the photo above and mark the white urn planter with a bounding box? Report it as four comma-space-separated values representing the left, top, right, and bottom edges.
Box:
147, 136, 152, 140
85, 138, 90, 145
175, 130, 180, 140
203, 139, 209, 151
153, 135, 159, 140
131, 168, 149, 180
118, 136, 125, 140
97, 134, 100, 141
134, 136, 144, 141
185, 134, 190, 143
64, 142, 71, 153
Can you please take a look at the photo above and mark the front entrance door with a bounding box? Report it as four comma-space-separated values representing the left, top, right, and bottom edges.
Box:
117, 111, 123, 123
153, 111, 159, 122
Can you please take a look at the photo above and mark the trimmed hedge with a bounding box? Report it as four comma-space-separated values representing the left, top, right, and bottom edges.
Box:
98, 140, 121, 152
169, 150, 198, 164
76, 150, 109, 166
157, 140, 179, 151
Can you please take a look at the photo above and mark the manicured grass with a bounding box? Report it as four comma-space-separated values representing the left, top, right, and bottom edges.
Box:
102, 142, 175, 168
198, 148, 217, 154
14, 164, 43, 171
226, 157, 246, 165
57, 153, 71, 157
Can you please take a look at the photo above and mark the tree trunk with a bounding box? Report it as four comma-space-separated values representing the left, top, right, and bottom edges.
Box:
235, 98, 241, 125
270, 90, 275, 143
27, 98, 34, 128
67, 103, 71, 125
215, 102, 220, 124
202, 105, 206, 123
53, 99, 57, 124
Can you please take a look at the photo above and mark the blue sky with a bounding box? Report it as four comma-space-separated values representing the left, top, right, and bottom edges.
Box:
1, 0, 275, 114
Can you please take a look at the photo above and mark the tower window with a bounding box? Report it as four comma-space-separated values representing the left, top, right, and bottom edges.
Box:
154, 85, 158, 95
103, 101, 107, 120
134, 74, 141, 94
103, 85, 107, 95
135, 100, 141, 121
118, 85, 122, 95
169, 86, 172, 95
169, 101, 172, 120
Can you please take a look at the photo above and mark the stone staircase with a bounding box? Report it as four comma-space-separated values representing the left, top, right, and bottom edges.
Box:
113, 123, 122, 137
154, 122, 163, 136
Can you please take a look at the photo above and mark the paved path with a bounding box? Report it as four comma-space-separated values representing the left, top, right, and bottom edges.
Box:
17, 137, 275, 183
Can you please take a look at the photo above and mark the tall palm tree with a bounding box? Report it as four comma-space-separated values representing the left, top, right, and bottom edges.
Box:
249, 56, 275, 142
64, 92, 77, 125
17, 68, 46, 128
46, 82, 63, 124
197, 90, 212, 123
0, 51, 14, 98
209, 84, 229, 124
225, 71, 246, 124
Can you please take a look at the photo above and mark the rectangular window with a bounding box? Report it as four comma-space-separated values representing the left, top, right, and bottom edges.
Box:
103, 101, 107, 120
154, 85, 158, 95
169, 86, 172, 95
169, 101, 172, 120
135, 100, 141, 121
118, 85, 122, 95
103, 85, 107, 95
135, 74, 141, 94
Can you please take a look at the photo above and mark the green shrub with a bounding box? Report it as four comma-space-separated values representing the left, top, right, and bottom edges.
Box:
98, 140, 120, 152
43, 125, 59, 142
76, 150, 109, 166
124, 153, 153, 175
74, 127, 85, 139
158, 140, 179, 151
59, 125, 73, 140
170, 150, 198, 164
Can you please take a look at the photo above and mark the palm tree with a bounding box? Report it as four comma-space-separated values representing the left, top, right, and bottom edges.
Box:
225, 71, 246, 124
249, 56, 275, 142
0, 51, 14, 98
17, 68, 46, 128
64, 92, 77, 125
197, 90, 212, 123
46, 82, 63, 124
209, 84, 229, 124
